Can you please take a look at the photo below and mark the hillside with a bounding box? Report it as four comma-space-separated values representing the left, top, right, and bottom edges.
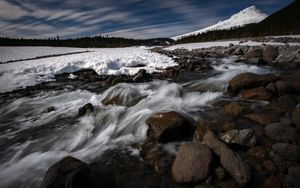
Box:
172, 6, 267, 40
177, 0, 300, 43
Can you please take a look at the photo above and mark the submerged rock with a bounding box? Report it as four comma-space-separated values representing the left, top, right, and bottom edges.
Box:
224, 102, 243, 116
247, 111, 279, 126
145, 111, 193, 142
78, 103, 94, 117
219, 129, 256, 147
101, 83, 144, 107
40, 156, 90, 188
203, 131, 251, 185
171, 143, 213, 183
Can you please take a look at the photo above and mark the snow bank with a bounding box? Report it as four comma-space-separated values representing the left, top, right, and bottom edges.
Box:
0, 47, 176, 93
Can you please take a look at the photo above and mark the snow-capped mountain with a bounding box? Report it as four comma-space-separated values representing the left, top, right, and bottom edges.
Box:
172, 5, 267, 40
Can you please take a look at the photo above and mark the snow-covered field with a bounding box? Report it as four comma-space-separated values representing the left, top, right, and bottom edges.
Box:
0, 47, 176, 93
165, 40, 300, 51
0, 46, 86, 62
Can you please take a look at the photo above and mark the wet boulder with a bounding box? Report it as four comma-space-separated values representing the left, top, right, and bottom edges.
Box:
272, 143, 300, 162
78, 103, 94, 117
244, 47, 264, 64
219, 129, 256, 147
203, 131, 251, 185
171, 143, 213, 183
73, 69, 99, 82
101, 83, 144, 107
224, 102, 243, 116
132, 69, 151, 82
242, 86, 273, 101
292, 106, 300, 128
145, 111, 193, 142
228, 72, 277, 94
247, 111, 279, 126
286, 166, 300, 186
40, 156, 90, 188
264, 123, 297, 142
263, 46, 279, 63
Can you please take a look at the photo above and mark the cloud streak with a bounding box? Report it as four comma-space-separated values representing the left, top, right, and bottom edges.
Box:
0, 0, 294, 39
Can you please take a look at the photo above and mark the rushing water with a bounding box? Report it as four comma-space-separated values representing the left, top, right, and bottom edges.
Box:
0, 58, 273, 188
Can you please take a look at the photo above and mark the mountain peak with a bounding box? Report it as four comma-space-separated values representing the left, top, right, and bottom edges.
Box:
172, 5, 267, 40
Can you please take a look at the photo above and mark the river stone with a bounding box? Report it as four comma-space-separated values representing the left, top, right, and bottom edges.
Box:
244, 47, 264, 64
263, 46, 279, 63
272, 143, 300, 162
73, 69, 99, 82
286, 166, 300, 186
275, 80, 293, 95
228, 73, 277, 94
78, 103, 94, 117
171, 143, 213, 183
247, 112, 279, 126
292, 106, 300, 128
261, 176, 282, 188
264, 123, 297, 142
101, 84, 143, 107
219, 129, 256, 147
203, 131, 251, 185
40, 156, 90, 188
242, 86, 273, 101
145, 111, 193, 142
224, 102, 243, 116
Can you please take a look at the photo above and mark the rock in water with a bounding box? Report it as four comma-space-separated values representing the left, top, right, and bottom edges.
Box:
263, 46, 279, 63
171, 142, 213, 183
78, 103, 94, 117
224, 102, 243, 116
40, 156, 90, 188
145, 111, 193, 142
219, 129, 256, 147
228, 73, 277, 94
242, 86, 273, 101
101, 83, 144, 107
264, 123, 297, 142
203, 131, 251, 185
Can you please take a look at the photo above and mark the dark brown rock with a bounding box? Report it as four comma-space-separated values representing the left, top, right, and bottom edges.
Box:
261, 176, 282, 188
244, 47, 263, 64
263, 46, 279, 63
286, 166, 300, 186
292, 106, 300, 128
275, 80, 293, 95
203, 131, 251, 185
228, 73, 277, 93
146, 111, 193, 142
264, 123, 297, 142
224, 102, 243, 116
78, 103, 94, 117
40, 156, 90, 188
242, 86, 273, 101
247, 112, 279, 126
171, 143, 213, 183
247, 146, 268, 160
272, 143, 300, 162
73, 69, 99, 82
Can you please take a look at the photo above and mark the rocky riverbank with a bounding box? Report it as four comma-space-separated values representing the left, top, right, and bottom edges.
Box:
1, 43, 300, 188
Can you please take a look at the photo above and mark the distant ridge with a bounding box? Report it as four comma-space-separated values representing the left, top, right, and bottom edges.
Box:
176, 0, 300, 43
172, 5, 267, 40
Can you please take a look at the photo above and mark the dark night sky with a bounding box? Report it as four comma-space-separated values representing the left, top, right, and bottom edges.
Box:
0, 0, 294, 39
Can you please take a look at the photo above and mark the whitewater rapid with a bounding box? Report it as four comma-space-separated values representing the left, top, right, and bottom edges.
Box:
0, 57, 273, 187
